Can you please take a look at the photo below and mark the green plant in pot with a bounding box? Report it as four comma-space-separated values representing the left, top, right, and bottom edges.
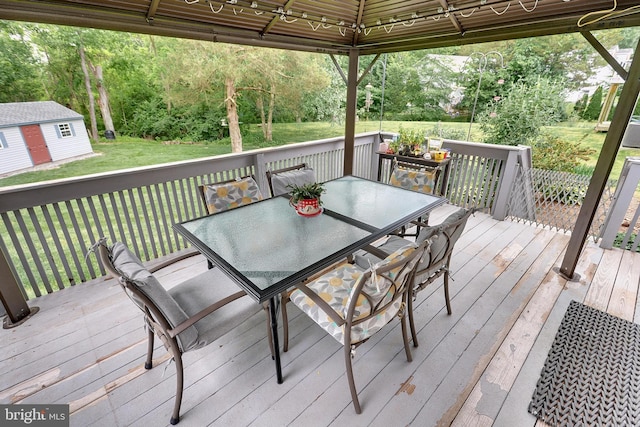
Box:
288, 182, 325, 217
397, 127, 425, 156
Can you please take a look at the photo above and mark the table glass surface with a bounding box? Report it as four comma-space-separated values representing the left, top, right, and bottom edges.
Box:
322, 176, 442, 229
178, 195, 371, 293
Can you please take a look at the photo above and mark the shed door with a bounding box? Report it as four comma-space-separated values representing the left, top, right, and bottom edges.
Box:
21, 124, 52, 165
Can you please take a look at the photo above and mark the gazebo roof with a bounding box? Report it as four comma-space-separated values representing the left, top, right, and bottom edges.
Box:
1, 1, 639, 55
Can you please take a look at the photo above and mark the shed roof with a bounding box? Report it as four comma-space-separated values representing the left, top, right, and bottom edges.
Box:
1, 1, 639, 55
0, 101, 84, 128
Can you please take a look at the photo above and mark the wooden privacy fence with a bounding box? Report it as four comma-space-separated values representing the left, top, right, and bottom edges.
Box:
0, 132, 526, 307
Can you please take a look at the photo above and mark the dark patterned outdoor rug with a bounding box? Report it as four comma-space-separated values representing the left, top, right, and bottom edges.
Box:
528, 300, 640, 426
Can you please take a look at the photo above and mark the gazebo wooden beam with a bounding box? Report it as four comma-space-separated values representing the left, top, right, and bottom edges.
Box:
559, 38, 640, 280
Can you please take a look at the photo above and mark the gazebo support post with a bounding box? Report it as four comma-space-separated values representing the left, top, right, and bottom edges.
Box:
343, 48, 359, 176
1, 248, 38, 328
559, 38, 640, 280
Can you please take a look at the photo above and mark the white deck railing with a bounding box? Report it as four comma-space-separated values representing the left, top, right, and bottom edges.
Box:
0, 132, 528, 315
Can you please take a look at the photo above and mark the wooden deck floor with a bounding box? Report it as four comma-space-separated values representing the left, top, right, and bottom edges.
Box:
2, 205, 639, 427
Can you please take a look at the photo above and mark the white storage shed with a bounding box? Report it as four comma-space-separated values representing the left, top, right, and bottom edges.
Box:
0, 101, 93, 175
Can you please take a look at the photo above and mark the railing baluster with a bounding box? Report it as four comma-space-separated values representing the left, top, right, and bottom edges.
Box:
53, 202, 87, 284
27, 207, 63, 291
154, 183, 175, 255
41, 205, 75, 285
2, 212, 41, 296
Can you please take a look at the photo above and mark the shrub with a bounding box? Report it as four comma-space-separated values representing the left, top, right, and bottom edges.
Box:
531, 133, 595, 172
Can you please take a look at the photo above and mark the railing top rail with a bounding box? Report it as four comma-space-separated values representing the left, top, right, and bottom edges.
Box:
443, 139, 527, 160
0, 132, 381, 213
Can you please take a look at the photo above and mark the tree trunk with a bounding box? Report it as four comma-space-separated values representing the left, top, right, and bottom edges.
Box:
257, 95, 267, 139
266, 87, 275, 142
78, 45, 99, 140
225, 77, 242, 153
149, 36, 172, 113
90, 63, 115, 134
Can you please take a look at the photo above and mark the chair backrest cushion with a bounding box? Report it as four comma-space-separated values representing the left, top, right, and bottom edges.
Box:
390, 165, 437, 194
415, 207, 470, 269
354, 208, 470, 275
346, 242, 420, 343
270, 168, 316, 197
109, 242, 198, 351
201, 176, 264, 214
346, 242, 419, 318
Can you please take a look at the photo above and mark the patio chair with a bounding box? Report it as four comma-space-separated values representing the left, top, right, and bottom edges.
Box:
93, 238, 265, 425
198, 176, 264, 269
266, 163, 316, 197
354, 207, 473, 346
280, 239, 428, 413
389, 157, 445, 237
198, 175, 264, 215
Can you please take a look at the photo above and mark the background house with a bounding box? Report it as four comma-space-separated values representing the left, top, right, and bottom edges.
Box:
0, 101, 92, 176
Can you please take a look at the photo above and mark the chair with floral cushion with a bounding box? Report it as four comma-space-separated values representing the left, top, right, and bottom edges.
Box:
280, 239, 428, 413
389, 157, 445, 237
92, 238, 264, 425
266, 163, 316, 197
198, 175, 264, 270
354, 207, 473, 347
198, 175, 264, 215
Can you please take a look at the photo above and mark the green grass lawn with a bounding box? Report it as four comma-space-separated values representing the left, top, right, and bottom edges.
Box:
1, 120, 637, 188
544, 122, 640, 180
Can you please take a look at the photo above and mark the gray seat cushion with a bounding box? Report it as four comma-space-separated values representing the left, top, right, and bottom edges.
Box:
169, 268, 263, 350
271, 168, 316, 197
110, 242, 199, 351
110, 242, 263, 352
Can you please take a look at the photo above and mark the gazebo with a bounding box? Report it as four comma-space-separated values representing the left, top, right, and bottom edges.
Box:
1, 0, 639, 306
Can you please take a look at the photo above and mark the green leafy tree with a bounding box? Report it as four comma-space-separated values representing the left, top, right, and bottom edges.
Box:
479, 77, 566, 146
582, 86, 603, 121
0, 21, 45, 102
301, 56, 344, 123
377, 52, 453, 120
573, 93, 588, 118
456, 53, 509, 118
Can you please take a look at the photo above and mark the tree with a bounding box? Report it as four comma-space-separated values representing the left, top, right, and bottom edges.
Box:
582, 86, 603, 121
479, 77, 566, 146
378, 52, 453, 120
78, 43, 99, 139
573, 93, 588, 118
0, 22, 45, 102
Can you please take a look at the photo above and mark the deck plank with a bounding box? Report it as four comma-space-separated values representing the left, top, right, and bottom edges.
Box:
451, 233, 569, 426
492, 241, 604, 426
608, 249, 640, 321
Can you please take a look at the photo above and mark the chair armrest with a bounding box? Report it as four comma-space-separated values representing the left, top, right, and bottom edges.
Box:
410, 220, 428, 229
293, 283, 345, 326
359, 244, 390, 259
168, 290, 247, 337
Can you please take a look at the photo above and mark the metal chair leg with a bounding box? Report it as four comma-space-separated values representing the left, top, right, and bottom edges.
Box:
344, 344, 362, 414
400, 308, 413, 362
145, 326, 155, 369
407, 290, 419, 347
444, 270, 452, 315
169, 345, 184, 425
281, 292, 291, 352
263, 302, 275, 358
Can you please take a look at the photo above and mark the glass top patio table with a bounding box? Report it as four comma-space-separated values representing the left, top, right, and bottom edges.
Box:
174, 175, 445, 384
174, 176, 444, 303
